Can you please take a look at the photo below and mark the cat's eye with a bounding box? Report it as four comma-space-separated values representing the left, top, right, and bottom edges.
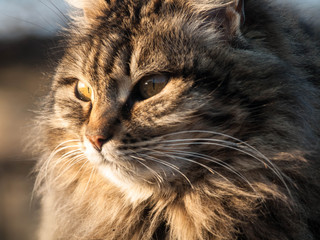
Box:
139, 75, 168, 99
75, 81, 93, 102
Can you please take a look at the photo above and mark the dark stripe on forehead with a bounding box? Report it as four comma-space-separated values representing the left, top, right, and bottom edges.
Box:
142, 0, 165, 18
115, 43, 132, 75
123, 44, 132, 77
102, 36, 131, 76
152, 0, 163, 15
132, 1, 143, 24
80, 36, 95, 75
104, 44, 132, 100
106, 77, 119, 101
92, 40, 103, 82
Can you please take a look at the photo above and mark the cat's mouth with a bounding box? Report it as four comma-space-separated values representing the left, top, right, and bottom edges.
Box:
82, 133, 198, 190
83, 136, 161, 181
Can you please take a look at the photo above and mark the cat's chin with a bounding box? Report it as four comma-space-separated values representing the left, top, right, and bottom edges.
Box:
98, 164, 155, 203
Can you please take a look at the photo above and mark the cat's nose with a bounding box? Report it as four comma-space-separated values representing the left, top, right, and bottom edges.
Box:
86, 135, 109, 151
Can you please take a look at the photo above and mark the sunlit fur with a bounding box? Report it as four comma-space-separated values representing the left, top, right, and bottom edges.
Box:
34, 0, 320, 239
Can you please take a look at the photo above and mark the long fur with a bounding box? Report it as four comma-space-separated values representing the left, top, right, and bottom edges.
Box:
35, 0, 320, 239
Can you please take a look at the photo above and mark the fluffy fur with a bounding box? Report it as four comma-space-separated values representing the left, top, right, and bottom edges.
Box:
35, 0, 320, 239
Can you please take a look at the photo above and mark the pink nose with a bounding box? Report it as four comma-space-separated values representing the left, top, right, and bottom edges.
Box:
86, 135, 108, 151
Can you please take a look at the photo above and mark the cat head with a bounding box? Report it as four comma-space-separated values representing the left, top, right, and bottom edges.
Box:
41, 0, 304, 199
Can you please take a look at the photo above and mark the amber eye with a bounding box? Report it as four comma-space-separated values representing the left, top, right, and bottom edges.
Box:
75, 81, 93, 102
139, 75, 168, 99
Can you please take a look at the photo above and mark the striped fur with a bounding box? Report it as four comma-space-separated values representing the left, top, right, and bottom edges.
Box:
35, 0, 320, 239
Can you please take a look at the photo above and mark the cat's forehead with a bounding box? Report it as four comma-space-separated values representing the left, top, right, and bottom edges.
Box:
70, 6, 219, 78
55, 0, 225, 102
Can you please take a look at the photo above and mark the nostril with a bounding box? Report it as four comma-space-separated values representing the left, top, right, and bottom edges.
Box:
86, 135, 111, 151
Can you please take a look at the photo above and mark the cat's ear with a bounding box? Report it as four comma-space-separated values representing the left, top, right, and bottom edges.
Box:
67, 0, 108, 21
200, 0, 245, 38
223, 0, 245, 35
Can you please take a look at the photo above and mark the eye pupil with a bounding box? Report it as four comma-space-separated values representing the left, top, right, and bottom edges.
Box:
139, 75, 168, 99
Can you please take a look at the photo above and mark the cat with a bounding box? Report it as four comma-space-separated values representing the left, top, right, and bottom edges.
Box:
34, 0, 320, 239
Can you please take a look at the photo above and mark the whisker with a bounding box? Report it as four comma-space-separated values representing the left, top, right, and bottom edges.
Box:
152, 151, 219, 179
167, 141, 287, 185
130, 155, 164, 186
165, 149, 257, 192
47, 0, 70, 23
0, 11, 56, 34
46, 139, 80, 158
67, 158, 91, 183
137, 152, 194, 189
52, 149, 83, 164
122, 129, 291, 196
51, 155, 87, 183
156, 130, 289, 184
53, 150, 85, 173
38, 0, 69, 26
36, 140, 80, 188
135, 160, 160, 184
159, 141, 290, 192
82, 166, 96, 197
44, 144, 81, 179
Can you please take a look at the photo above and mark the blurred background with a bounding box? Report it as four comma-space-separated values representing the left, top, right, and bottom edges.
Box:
0, 1, 69, 239
0, 1, 319, 240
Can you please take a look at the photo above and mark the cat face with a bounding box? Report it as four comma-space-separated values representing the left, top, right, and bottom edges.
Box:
47, 0, 295, 194
52, 12, 219, 188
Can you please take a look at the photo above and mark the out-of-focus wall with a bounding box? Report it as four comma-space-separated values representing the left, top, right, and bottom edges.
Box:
0, 0, 68, 39
0, 1, 69, 239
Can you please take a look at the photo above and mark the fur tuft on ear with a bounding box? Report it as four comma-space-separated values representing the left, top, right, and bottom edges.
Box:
191, 0, 245, 38
66, 0, 108, 21
224, 0, 245, 35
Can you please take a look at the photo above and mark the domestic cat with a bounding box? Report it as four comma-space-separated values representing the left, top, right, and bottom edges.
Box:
34, 0, 320, 239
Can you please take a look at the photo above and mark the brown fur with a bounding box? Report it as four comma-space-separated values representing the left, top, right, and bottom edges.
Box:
34, 0, 320, 239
